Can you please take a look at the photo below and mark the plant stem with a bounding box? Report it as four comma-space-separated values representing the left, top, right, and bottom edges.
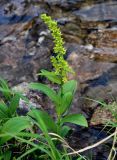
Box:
108, 127, 117, 160
57, 75, 63, 134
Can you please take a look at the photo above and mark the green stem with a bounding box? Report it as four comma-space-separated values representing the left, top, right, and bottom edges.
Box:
57, 75, 63, 134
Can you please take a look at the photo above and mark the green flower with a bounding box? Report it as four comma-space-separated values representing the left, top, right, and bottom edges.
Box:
40, 14, 73, 83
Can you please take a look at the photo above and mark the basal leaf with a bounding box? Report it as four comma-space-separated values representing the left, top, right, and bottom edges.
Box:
0, 116, 31, 144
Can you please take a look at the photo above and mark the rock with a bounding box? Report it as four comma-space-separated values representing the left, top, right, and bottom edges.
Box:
89, 47, 117, 63
84, 44, 93, 51
2, 36, 16, 43
66, 43, 117, 119
0, 0, 56, 85
66, 43, 115, 83
73, 1, 117, 22
78, 66, 117, 112
45, 0, 84, 10
0, 40, 52, 85
61, 22, 84, 43
12, 82, 41, 115
0, 19, 53, 85
90, 101, 117, 126
87, 28, 117, 48
12, 82, 29, 95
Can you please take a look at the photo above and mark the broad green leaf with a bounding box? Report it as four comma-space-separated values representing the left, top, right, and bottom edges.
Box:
57, 80, 77, 115
38, 69, 61, 84
62, 80, 77, 94
8, 94, 20, 116
58, 80, 77, 97
0, 116, 31, 144
28, 109, 57, 133
59, 92, 73, 115
29, 83, 58, 104
61, 114, 88, 127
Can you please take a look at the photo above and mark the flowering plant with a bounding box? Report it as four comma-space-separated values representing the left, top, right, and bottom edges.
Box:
29, 14, 88, 136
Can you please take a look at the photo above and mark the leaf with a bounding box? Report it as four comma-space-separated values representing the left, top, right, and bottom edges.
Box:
29, 83, 58, 104
59, 92, 73, 115
38, 69, 61, 84
0, 116, 31, 144
77, 157, 84, 160
8, 94, 20, 116
57, 80, 77, 115
17, 148, 38, 160
0, 78, 12, 100
60, 125, 71, 137
0, 103, 9, 120
61, 114, 88, 127
28, 109, 60, 159
62, 80, 77, 94
3, 150, 11, 160
28, 109, 57, 133
58, 80, 77, 97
